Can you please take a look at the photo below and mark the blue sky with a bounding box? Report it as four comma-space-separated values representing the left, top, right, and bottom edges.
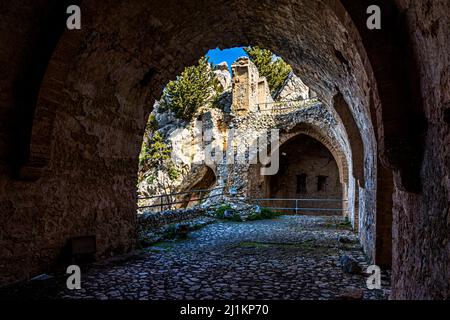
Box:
206, 47, 248, 73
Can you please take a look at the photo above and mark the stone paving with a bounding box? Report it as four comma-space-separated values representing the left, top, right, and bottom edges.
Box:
56, 215, 390, 300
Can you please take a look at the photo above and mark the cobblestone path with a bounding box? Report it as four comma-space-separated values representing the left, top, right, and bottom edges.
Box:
57, 215, 390, 300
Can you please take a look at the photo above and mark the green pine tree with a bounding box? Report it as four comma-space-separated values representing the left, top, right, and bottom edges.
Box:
244, 46, 292, 96
139, 132, 171, 169
159, 57, 221, 121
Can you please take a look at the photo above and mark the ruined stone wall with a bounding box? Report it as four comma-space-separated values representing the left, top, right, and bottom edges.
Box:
231, 58, 258, 115
231, 104, 354, 217
274, 73, 310, 101
0, 1, 150, 284
138, 208, 206, 231
138, 104, 223, 202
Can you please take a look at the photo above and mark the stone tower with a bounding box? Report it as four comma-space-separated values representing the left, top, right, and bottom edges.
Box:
231, 57, 272, 115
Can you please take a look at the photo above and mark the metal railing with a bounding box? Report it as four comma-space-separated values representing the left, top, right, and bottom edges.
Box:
244, 197, 347, 215
138, 186, 346, 215
256, 97, 320, 114
137, 186, 225, 212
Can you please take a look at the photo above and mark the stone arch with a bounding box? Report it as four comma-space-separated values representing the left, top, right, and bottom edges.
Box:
270, 123, 353, 220
263, 134, 344, 215
12, 0, 422, 189
4, 0, 382, 283
2, 0, 444, 299
332, 92, 365, 186
279, 123, 350, 187
180, 165, 217, 208
6, 0, 423, 196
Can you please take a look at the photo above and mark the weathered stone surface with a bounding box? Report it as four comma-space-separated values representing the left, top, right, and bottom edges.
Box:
389, 0, 450, 300
274, 72, 311, 101
213, 62, 231, 91
339, 255, 362, 274
138, 208, 207, 230
0, 0, 447, 300
338, 287, 364, 300
0, 216, 391, 300
138, 214, 216, 246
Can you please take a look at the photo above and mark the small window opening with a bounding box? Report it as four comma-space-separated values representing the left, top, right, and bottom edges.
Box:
296, 174, 307, 193
317, 175, 328, 192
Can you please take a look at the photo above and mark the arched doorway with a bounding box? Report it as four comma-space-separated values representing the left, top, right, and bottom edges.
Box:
181, 166, 217, 208
265, 134, 343, 215
2, 0, 446, 300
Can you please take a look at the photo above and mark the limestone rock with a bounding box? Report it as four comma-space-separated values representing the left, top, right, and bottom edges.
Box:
338, 287, 364, 300
274, 72, 311, 101
214, 62, 231, 91
339, 255, 362, 274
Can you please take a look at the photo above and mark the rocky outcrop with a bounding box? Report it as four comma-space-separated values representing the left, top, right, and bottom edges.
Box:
213, 62, 232, 91
274, 72, 311, 101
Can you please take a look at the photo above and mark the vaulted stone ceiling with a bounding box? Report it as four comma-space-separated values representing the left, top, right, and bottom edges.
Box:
0, 0, 448, 299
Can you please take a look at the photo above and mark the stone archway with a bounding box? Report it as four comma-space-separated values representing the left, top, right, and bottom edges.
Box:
0, 0, 393, 283
255, 134, 344, 216
1, 0, 448, 300
247, 119, 353, 216
180, 166, 217, 208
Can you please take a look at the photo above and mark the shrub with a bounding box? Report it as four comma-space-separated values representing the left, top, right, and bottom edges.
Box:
164, 224, 177, 240
338, 217, 352, 229
215, 204, 232, 219
168, 165, 180, 181
231, 212, 242, 222
146, 113, 158, 132
261, 208, 281, 219
248, 208, 281, 221
146, 175, 155, 184
247, 212, 262, 221
215, 205, 242, 221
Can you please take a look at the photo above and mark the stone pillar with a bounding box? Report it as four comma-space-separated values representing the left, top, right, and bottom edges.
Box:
342, 182, 349, 218
257, 77, 272, 105
353, 180, 360, 231
375, 164, 393, 268
231, 57, 260, 115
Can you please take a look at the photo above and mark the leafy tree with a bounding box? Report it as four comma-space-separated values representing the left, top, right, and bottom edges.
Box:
146, 113, 158, 132
139, 132, 172, 169
244, 46, 292, 96
159, 57, 221, 121
139, 131, 180, 186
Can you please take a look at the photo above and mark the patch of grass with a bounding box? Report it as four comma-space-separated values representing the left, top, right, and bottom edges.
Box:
247, 213, 262, 221
215, 204, 232, 219
150, 242, 176, 249
150, 237, 189, 250
323, 217, 353, 230
231, 212, 242, 222
168, 165, 180, 180
215, 205, 242, 221
337, 217, 352, 230
238, 241, 272, 249
247, 208, 282, 221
